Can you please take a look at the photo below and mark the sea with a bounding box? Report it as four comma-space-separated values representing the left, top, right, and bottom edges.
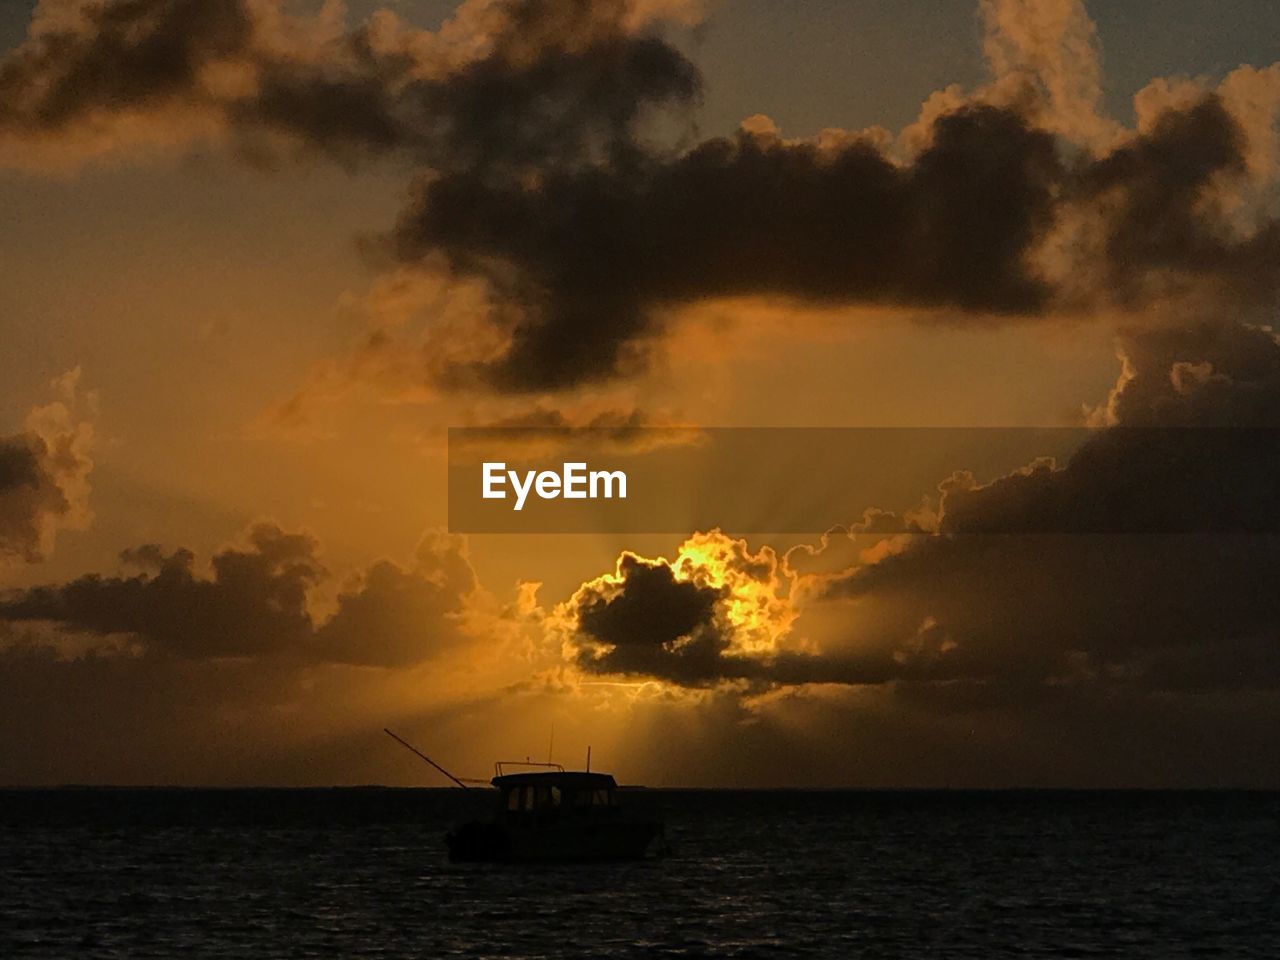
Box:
1, 788, 1277, 958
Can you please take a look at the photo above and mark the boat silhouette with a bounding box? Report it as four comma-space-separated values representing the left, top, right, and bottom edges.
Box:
385, 730, 664, 863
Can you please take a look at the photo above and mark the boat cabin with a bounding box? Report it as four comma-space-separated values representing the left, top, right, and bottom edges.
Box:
492, 771, 619, 816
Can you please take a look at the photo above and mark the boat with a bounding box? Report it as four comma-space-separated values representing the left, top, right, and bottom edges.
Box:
447, 764, 663, 863
385, 730, 664, 863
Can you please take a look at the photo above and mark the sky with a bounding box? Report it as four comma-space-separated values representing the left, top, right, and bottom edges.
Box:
1, 0, 1279, 788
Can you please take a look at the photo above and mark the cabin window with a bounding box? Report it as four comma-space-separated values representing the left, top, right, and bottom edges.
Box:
506, 789, 519, 811
593, 788, 610, 807
550, 786, 562, 806
522, 786, 535, 810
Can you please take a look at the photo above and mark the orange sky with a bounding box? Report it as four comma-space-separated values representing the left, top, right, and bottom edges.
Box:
2, 0, 1279, 787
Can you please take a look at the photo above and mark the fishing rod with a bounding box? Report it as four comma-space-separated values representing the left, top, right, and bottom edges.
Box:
383, 728, 486, 789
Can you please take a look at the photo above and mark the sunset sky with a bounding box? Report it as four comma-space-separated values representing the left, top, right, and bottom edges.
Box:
2, 0, 1279, 787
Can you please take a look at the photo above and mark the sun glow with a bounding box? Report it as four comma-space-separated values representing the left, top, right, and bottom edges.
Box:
555, 530, 799, 667
669, 531, 797, 656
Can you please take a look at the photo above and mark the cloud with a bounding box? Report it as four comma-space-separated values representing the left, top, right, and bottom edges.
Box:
394, 104, 1065, 389
0, 0, 254, 133
7, 0, 1279, 395
0, 0, 703, 168
315, 530, 476, 667
551, 320, 1280, 699
379, 2, 1280, 392
0, 523, 478, 666
0, 369, 94, 564
1, 523, 323, 657
978, 0, 1119, 148
449, 407, 703, 459
0, 519, 553, 785
572, 552, 726, 682
817, 320, 1280, 697
926, 321, 1280, 538
558, 531, 798, 686
1067, 97, 1280, 309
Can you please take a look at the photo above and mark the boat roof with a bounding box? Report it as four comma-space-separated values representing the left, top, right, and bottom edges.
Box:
491, 771, 617, 789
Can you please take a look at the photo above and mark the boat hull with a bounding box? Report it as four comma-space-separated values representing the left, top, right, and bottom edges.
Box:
446, 818, 662, 863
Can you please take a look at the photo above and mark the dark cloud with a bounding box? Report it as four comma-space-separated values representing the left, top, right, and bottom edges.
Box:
397, 104, 1063, 389
462, 406, 651, 434
5, 3, 1277, 393
0, 524, 476, 666
559, 321, 1280, 698
820, 319, 1280, 697
0, 378, 93, 564
394, 91, 1280, 391
563, 544, 931, 689
562, 536, 808, 686
230, 57, 411, 162
118, 542, 169, 571
829, 533, 1280, 695
450, 408, 701, 458
408, 19, 699, 174
0, 436, 62, 562
1, 0, 701, 169
0, 0, 254, 132
0, 436, 41, 488
228, 6, 700, 168
315, 533, 476, 667
1073, 97, 1280, 307
1, 524, 321, 657
1105, 320, 1280, 428
937, 321, 1280, 536
573, 553, 728, 683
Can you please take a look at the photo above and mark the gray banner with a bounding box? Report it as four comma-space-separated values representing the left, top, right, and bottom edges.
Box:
447, 427, 1280, 534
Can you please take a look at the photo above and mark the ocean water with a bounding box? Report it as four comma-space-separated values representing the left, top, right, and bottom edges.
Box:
1, 789, 1277, 958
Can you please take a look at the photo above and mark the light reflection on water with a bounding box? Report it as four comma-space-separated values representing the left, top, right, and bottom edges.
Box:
2, 789, 1277, 958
